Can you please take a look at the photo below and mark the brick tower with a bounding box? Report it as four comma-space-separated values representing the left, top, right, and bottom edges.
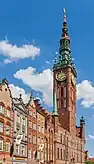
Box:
53, 9, 77, 136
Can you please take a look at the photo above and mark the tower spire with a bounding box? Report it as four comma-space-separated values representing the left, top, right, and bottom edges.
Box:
61, 8, 69, 40
52, 91, 58, 116
53, 9, 76, 75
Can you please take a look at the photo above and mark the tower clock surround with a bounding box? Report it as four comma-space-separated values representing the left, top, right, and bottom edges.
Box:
56, 72, 66, 82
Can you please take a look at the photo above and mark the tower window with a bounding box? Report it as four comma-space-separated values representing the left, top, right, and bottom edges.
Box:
64, 99, 66, 108
57, 148, 59, 159
66, 40, 68, 46
64, 86, 66, 98
71, 89, 74, 101
61, 149, 62, 160
57, 88, 59, 99
57, 100, 60, 108
60, 134, 62, 143
61, 87, 63, 97
61, 99, 63, 109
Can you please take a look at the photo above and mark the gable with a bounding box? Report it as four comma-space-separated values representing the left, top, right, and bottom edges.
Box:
31, 99, 36, 108
0, 82, 12, 108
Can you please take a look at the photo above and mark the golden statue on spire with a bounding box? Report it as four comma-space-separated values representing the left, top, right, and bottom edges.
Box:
63, 8, 66, 14
63, 8, 66, 22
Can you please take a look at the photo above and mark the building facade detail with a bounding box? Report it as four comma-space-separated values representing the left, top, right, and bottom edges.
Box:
0, 78, 13, 164
27, 95, 37, 164
12, 94, 28, 164
0, 9, 85, 164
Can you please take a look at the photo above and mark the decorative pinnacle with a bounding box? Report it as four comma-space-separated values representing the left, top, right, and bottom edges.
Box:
63, 8, 66, 22
20, 94, 22, 99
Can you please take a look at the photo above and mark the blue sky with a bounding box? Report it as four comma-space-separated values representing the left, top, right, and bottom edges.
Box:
0, 0, 94, 156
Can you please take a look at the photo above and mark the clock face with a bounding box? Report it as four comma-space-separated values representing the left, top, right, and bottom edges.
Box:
56, 72, 66, 82
71, 74, 76, 85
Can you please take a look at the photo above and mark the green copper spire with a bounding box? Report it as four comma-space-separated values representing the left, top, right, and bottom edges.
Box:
59, 8, 72, 66
52, 91, 58, 116
53, 9, 76, 75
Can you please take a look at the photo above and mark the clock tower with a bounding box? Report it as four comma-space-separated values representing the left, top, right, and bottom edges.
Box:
53, 9, 77, 135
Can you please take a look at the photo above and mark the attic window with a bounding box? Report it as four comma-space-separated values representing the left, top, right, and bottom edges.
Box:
5, 88, 7, 91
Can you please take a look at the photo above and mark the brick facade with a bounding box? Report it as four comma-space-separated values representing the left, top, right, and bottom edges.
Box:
0, 79, 13, 164
27, 97, 37, 164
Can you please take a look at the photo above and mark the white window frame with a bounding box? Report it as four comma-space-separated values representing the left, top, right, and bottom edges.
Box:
28, 149, 32, 159
5, 125, 10, 135
37, 150, 40, 160
33, 135, 36, 144
0, 122, 3, 133
16, 144, 19, 155
29, 111, 32, 116
6, 142, 10, 152
6, 110, 10, 118
21, 145, 25, 156
0, 106, 4, 114
33, 123, 36, 130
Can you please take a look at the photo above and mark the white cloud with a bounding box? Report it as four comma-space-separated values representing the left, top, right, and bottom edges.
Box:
85, 137, 89, 141
77, 80, 94, 108
14, 67, 53, 106
89, 155, 93, 158
9, 84, 30, 103
0, 39, 40, 63
88, 135, 94, 140
13, 66, 94, 108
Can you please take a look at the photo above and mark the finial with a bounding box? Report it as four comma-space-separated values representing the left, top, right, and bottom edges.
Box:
2, 78, 8, 85
63, 8, 66, 22
19, 94, 22, 100
80, 116, 85, 124
54, 55, 57, 64
30, 90, 33, 99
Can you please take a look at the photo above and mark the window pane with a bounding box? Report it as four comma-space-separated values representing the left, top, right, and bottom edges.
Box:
28, 149, 32, 159
64, 99, 66, 108
7, 110, 10, 118
0, 122, 3, 133
37, 151, 40, 160
6, 142, 10, 152
5, 125, 10, 135
16, 145, 19, 154
64, 87, 66, 98
57, 148, 59, 159
0, 106, 4, 114
0, 140, 3, 151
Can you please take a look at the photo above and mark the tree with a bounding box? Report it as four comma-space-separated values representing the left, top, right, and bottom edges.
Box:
85, 161, 94, 164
